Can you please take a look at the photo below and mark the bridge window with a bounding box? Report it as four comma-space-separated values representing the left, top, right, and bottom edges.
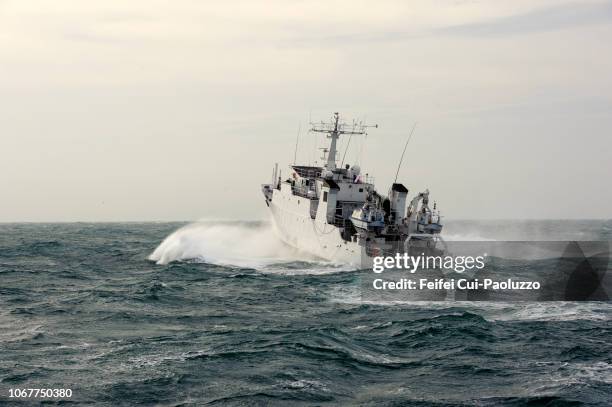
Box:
323, 191, 328, 202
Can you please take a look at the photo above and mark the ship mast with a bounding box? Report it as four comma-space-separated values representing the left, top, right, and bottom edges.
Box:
327, 113, 340, 169
310, 112, 376, 170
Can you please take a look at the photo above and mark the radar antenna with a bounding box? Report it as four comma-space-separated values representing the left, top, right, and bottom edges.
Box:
310, 112, 377, 170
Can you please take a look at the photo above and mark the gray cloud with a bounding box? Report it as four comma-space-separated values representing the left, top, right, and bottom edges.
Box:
285, 1, 612, 46
439, 1, 612, 37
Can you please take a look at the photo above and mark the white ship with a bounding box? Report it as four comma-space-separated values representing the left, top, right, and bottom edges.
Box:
262, 113, 444, 268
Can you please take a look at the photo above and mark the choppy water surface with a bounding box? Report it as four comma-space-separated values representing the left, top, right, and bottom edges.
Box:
1, 221, 611, 406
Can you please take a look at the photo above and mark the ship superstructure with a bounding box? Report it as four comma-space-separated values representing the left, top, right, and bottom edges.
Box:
262, 113, 443, 267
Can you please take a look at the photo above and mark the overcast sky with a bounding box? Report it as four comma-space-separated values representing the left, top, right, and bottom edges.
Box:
1, 0, 611, 221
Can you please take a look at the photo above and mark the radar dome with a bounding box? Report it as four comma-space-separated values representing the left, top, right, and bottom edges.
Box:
351, 165, 361, 175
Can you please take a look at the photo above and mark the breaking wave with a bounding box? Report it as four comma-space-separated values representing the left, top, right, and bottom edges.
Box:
148, 221, 331, 271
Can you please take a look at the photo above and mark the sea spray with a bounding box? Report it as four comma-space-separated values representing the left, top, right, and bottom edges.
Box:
148, 221, 322, 268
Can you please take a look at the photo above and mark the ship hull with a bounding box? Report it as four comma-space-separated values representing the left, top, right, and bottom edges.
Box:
268, 198, 370, 268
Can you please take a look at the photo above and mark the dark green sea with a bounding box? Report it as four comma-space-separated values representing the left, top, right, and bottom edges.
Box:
1, 220, 610, 406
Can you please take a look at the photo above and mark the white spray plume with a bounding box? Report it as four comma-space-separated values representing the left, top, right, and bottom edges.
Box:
149, 221, 344, 273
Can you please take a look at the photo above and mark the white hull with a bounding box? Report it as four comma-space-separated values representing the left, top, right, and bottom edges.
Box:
268, 196, 369, 268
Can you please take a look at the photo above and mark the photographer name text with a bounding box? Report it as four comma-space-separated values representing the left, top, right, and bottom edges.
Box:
372, 278, 541, 291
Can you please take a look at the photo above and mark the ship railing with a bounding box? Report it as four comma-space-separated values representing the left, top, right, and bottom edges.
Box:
332, 214, 348, 227
291, 185, 318, 200
292, 167, 322, 179
361, 175, 375, 185
346, 175, 375, 185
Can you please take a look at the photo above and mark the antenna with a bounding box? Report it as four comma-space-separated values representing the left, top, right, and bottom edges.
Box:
340, 133, 353, 167
293, 122, 301, 165
310, 113, 377, 170
393, 122, 417, 183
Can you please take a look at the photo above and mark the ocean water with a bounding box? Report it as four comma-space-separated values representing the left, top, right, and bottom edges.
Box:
0, 220, 611, 406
